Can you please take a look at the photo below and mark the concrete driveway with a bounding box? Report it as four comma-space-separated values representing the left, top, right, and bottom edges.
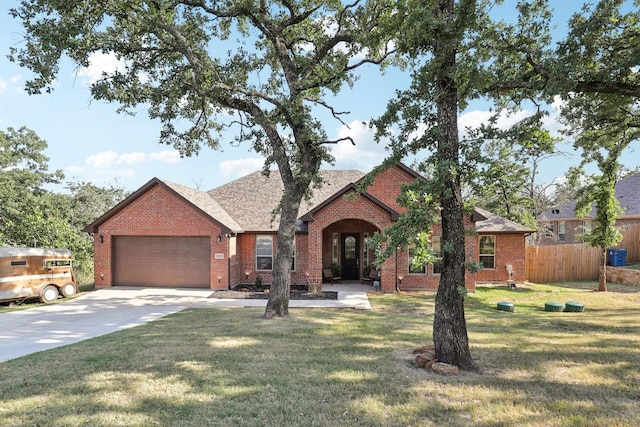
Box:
0, 285, 371, 363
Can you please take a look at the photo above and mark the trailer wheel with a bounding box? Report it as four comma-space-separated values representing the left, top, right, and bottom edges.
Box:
40, 285, 60, 303
61, 283, 78, 298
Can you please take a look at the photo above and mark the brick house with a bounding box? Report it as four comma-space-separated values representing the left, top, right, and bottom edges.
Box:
538, 173, 640, 245
84, 164, 532, 292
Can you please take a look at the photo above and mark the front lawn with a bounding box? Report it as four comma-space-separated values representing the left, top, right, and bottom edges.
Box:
1, 282, 639, 426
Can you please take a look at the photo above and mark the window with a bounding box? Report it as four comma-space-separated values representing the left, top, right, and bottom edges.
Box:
408, 243, 426, 274
256, 235, 273, 270
544, 224, 554, 238
432, 236, 443, 275
582, 220, 593, 235
291, 239, 296, 271
557, 221, 565, 242
479, 235, 495, 269
10, 260, 27, 267
332, 232, 339, 264
45, 260, 72, 268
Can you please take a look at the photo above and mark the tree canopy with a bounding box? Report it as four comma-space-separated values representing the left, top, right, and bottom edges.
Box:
10, 0, 394, 317
370, 0, 640, 370
0, 126, 128, 282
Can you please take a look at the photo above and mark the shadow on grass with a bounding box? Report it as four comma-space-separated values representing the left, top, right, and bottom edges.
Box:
1, 283, 639, 426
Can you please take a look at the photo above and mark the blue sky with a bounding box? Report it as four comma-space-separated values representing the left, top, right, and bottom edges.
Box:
0, 1, 635, 193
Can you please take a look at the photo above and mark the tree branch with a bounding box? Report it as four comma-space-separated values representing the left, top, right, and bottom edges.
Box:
322, 136, 355, 145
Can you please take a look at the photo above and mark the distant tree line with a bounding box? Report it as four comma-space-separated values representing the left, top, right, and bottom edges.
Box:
0, 126, 128, 284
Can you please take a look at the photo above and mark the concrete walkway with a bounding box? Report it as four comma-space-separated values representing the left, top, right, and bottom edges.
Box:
1, 284, 371, 363
197, 283, 373, 310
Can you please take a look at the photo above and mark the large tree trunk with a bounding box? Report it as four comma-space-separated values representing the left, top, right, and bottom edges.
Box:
432, 0, 477, 372
598, 247, 608, 292
264, 190, 303, 319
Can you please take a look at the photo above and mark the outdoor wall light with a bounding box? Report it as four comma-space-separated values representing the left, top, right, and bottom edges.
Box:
245, 271, 250, 279
99, 234, 104, 243
218, 276, 222, 283
216, 234, 223, 244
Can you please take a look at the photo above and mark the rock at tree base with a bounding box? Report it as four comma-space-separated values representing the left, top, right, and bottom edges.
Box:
431, 362, 460, 376
414, 353, 438, 369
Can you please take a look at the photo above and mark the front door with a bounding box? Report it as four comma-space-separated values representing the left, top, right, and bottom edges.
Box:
341, 233, 359, 280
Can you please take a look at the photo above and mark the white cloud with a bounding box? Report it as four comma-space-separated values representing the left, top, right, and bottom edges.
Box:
150, 150, 181, 163
330, 120, 387, 171
219, 157, 264, 178
86, 151, 120, 169
458, 104, 567, 140
118, 152, 148, 165
77, 52, 127, 85
458, 109, 532, 133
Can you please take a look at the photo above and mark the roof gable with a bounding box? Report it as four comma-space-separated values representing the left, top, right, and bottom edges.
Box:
83, 178, 242, 233
540, 172, 640, 220
474, 207, 534, 234
299, 183, 400, 222
208, 169, 365, 231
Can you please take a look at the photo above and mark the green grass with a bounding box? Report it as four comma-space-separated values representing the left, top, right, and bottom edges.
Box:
1, 282, 639, 426
625, 262, 640, 271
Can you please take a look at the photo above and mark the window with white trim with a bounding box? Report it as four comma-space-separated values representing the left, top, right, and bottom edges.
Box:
557, 221, 565, 242
256, 235, 273, 270
479, 235, 495, 269
432, 236, 443, 274
408, 243, 426, 274
332, 232, 339, 264
582, 220, 592, 235
291, 239, 296, 271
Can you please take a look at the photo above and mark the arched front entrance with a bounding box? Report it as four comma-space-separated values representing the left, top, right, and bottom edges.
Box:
322, 219, 380, 281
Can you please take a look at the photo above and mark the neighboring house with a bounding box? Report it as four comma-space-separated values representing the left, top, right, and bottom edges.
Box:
538, 173, 640, 245
84, 164, 532, 292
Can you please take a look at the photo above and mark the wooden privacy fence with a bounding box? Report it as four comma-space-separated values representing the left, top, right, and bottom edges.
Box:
526, 223, 640, 283
526, 244, 601, 283
617, 222, 640, 262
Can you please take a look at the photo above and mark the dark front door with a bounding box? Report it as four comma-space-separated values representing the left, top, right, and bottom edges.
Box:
341, 233, 359, 280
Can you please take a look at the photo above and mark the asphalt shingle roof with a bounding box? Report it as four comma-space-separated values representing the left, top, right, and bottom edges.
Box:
85, 167, 531, 235
540, 172, 640, 220
207, 169, 365, 232
161, 179, 242, 233
474, 207, 535, 233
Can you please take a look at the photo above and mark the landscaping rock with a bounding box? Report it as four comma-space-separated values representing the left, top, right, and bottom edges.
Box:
431, 362, 460, 376
414, 353, 437, 369
413, 345, 438, 369
413, 345, 435, 354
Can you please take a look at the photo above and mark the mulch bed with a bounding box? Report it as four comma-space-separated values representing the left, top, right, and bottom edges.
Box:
209, 284, 337, 300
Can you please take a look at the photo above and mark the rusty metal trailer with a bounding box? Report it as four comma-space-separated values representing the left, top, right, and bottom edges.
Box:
0, 247, 77, 304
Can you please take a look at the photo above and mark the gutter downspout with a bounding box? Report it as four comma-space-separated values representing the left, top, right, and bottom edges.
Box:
395, 247, 400, 292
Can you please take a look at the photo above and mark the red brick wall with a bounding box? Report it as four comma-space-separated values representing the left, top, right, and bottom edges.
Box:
308, 188, 397, 291
398, 218, 478, 291
233, 233, 310, 287
367, 166, 417, 214
93, 184, 228, 290
474, 233, 526, 284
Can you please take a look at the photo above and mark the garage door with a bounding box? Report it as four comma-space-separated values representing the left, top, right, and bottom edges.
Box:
113, 236, 211, 288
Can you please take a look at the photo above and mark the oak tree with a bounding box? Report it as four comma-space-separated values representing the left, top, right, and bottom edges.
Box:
372, 0, 639, 370
10, 0, 393, 318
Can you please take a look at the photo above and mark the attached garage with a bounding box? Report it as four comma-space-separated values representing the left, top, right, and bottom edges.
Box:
113, 236, 211, 288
